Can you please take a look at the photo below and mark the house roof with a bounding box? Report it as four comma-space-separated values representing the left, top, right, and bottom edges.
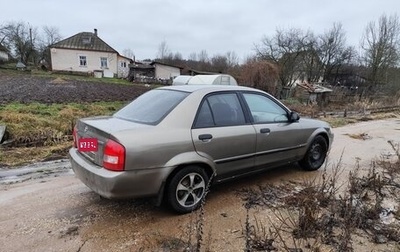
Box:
185, 69, 221, 75
150, 61, 184, 69
297, 82, 332, 93
51, 31, 118, 53
118, 54, 133, 62
130, 64, 154, 70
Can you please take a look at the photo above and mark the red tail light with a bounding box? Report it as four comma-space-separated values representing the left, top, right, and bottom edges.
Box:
73, 126, 78, 148
103, 140, 125, 171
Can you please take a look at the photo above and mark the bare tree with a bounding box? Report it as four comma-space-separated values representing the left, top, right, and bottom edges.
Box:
42, 26, 62, 46
361, 14, 400, 85
226, 51, 239, 68
1, 21, 38, 64
173, 52, 183, 61
255, 25, 355, 96
255, 27, 314, 93
122, 48, 135, 60
210, 54, 228, 73
197, 50, 209, 63
318, 23, 355, 83
0, 23, 8, 44
37, 25, 62, 67
297, 33, 321, 83
156, 40, 172, 60
188, 52, 197, 61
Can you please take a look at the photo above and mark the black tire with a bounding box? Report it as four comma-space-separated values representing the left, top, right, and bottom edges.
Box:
167, 166, 209, 214
299, 135, 328, 171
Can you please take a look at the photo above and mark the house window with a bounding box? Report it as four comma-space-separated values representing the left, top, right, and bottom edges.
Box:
100, 57, 108, 68
120, 61, 126, 68
79, 56, 87, 67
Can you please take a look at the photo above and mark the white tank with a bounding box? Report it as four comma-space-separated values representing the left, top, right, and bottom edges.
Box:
172, 74, 238, 86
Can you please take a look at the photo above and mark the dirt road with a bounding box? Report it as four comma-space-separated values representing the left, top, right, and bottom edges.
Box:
0, 118, 399, 251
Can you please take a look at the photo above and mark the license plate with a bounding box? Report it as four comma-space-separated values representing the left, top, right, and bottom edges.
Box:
78, 138, 98, 152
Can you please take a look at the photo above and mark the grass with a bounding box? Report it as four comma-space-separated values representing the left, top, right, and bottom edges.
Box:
0, 142, 72, 166
0, 101, 126, 166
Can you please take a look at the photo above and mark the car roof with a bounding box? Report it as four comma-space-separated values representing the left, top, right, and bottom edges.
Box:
158, 84, 263, 94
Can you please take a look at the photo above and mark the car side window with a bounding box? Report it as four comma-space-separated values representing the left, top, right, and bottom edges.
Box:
194, 93, 246, 128
195, 100, 214, 128
243, 93, 288, 123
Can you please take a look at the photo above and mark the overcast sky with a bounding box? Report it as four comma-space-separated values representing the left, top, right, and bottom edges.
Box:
2, 0, 399, 61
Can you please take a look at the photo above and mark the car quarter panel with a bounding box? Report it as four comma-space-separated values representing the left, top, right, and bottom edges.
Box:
113, 127, 196, 170
69, 148, 174, 199
111, 91, 206, 171
297, 118, 334, 155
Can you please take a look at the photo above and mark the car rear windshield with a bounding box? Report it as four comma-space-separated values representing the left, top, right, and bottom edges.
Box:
114, 89, 189, 125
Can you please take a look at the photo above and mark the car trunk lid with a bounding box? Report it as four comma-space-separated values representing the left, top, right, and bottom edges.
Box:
75, 116, 146, 167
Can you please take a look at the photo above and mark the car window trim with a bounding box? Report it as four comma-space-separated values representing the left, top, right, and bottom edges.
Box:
192, 91, 251, 129
238, 91, 292, 125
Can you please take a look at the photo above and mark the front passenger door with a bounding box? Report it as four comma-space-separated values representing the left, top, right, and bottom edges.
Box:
242, 92, 304, 167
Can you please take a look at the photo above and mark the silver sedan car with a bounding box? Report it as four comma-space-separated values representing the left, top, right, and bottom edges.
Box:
69, 85, 333, 213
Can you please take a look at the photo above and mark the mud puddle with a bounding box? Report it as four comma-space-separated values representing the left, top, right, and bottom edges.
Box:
0, 159, 71, 185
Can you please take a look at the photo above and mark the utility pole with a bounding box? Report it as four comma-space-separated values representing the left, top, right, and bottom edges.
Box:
29, 26, 35, 65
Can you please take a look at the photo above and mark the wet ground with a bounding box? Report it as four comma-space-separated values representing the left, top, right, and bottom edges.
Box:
0, 118, 399, 251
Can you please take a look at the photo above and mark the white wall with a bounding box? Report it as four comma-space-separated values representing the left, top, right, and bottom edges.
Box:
117, 56, 131, 78
50, 48, 118, 76
0, 51, 8, 61
154, 64, 180, 79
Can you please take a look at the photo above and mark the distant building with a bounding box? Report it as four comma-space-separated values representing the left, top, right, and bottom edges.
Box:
129, 61, 182, 83
0, 44, 9, 63
150, 61, 182, 79
296, 82, 333, 106
50, 29, 132, 78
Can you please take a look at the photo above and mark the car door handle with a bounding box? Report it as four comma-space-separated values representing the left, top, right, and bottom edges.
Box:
260, 128, 271, 134
198, 134, 213, 141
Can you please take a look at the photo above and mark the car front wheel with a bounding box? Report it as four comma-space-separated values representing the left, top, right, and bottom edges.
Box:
167, 166, 209, 214
299, 135, 328, 171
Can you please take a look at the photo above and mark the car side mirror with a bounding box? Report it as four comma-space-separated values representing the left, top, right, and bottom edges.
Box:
289, 111, 300, 122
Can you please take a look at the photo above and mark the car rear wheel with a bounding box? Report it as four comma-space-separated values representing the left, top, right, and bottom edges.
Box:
167, 166, 209, 214
299, 135, 328, 171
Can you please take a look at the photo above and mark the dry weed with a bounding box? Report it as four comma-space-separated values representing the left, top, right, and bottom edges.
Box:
240, 145, 400, 251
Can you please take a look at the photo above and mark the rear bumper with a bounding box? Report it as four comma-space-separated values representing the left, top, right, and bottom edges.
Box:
69, 148, 174, 199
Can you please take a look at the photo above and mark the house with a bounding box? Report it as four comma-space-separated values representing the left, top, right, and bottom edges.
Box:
296, 82, 333, 106
150, 61, 182, 79
128, 61, 182, 83
0, 44, 9, 63
117, 55, 132, 79
50, 29, 131, 78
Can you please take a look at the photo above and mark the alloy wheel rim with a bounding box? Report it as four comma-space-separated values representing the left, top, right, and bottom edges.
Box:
310, 143, 324, 167
176, 173, 205, 208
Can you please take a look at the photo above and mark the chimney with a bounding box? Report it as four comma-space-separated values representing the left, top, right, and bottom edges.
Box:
94, 28, 98, 36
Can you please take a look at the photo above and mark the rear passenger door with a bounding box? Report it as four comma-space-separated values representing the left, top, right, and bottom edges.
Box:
191, 92, 257, 178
